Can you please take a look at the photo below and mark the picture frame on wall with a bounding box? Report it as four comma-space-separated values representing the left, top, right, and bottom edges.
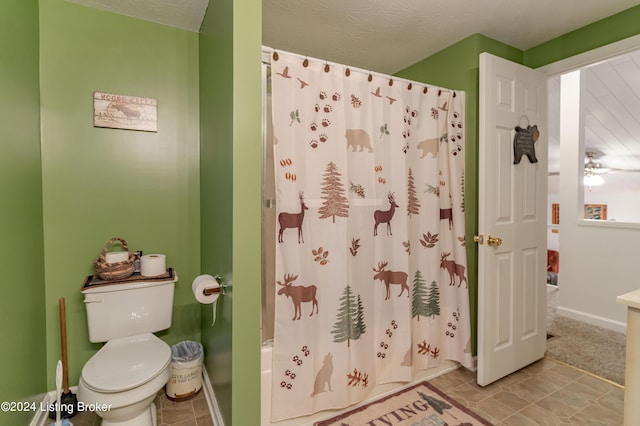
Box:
584, 204, 607, 220
93, 91, 158, 132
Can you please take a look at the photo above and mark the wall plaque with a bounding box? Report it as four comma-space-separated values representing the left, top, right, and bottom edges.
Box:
93, 91, 158, 132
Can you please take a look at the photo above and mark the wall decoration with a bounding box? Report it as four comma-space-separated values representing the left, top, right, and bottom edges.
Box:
585, 204, 607, 220
93, 91, 158, 132
513, 124, 539, 164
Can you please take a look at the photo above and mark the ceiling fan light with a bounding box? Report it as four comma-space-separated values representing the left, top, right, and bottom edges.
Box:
584, 174, 604, 186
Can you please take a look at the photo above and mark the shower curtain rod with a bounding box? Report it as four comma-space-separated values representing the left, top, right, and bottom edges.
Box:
261, 46, 456, 93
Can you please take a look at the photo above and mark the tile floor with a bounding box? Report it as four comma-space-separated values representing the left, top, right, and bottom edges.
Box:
428, 357, 624, 426
58, 357, 623, 425
61, 388, 213, 426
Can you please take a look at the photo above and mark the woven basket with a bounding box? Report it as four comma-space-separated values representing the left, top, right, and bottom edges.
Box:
94, 237, 135, 281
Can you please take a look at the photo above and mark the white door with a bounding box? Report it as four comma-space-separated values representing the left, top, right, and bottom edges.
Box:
477, 53, 548, 386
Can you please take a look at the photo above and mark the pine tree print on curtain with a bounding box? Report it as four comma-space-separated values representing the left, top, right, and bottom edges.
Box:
270, 50, 473, 422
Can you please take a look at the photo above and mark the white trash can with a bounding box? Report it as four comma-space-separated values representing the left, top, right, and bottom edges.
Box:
166, 341, 204, 401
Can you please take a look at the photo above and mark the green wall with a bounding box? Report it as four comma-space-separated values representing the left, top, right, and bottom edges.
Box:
524, 4, 640, 68
0, 1, 46, 424
199, 0, 234, 423
199, 0, 262, 424
39, 0, 201, 389
230, 0, 262, 422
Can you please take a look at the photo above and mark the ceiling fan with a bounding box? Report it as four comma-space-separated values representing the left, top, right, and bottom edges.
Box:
548, 151, 640, 180
585, 151, 640, 175
584, 152, 605, 187
582, 151, 640, 189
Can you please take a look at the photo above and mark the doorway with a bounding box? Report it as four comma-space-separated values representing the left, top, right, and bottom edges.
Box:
542, 37, 640, 334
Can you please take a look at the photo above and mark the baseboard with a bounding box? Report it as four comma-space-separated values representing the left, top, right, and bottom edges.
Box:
557, 305, 627, 334
201, 365, 225, 426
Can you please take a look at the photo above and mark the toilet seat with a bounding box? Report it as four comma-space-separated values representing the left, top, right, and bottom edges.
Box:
81, 333, 171, 393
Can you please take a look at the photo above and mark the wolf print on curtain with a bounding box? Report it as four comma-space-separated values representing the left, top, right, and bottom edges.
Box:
270, 50, 473, 421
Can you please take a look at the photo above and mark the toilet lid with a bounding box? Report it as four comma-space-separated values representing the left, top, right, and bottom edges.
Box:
82, 333, 171, 393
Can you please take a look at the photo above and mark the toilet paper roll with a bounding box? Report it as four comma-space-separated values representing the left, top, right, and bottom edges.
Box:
192, 274, 220, 304
140, 254, 166, 277
192, 274, 221, 326
105, 251, 129, 263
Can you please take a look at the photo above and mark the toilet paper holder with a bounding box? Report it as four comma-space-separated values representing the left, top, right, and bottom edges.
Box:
202, 274, 227, 296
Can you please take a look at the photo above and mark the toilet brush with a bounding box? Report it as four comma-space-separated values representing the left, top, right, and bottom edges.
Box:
50, 360, 72, 426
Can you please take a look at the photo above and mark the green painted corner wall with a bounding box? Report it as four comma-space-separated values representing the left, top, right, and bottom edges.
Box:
199, 0, 262, 424
39, 0, 201, 389
198, 0, 234, 423
0, 1, 46, 424
231, 0, 263, 424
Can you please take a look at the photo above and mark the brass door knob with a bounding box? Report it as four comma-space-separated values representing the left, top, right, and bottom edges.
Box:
487, 235, 502, 247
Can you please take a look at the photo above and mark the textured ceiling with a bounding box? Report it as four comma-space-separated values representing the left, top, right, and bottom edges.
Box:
65, 0, 640, 74
263, 0, 640, 74
64, 0, 209, 32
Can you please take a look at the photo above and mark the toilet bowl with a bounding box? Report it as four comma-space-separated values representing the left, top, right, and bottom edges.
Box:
77, 333, 172, 426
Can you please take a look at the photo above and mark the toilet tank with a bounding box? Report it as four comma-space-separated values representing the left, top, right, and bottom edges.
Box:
82, 277, 177, 343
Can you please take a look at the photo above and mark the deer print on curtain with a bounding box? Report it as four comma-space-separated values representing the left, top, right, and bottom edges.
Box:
270, 49, 473, 422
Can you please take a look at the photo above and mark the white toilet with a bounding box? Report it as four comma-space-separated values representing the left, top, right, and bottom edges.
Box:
78, 276, 178, 426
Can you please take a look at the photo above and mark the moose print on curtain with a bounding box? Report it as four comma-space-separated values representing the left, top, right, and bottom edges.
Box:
270, 50, 473, 422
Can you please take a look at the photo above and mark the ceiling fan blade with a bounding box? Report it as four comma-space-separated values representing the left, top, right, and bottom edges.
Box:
608, 168, 640, 174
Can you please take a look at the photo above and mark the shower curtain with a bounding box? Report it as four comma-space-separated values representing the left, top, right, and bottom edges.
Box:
270, 50, 473, 421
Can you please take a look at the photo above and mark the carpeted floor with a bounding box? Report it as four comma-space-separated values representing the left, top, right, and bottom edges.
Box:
546, 285, 626, 386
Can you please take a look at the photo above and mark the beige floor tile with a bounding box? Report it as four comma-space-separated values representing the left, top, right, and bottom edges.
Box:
195, 414, 214, 426
506, 381, 547, 405
500, 410, 546, 426
475, 396, 518, 423
517, 403, 566, 426
521, 375, 564, 395
492, 390, 532, 411
596, 389, 625, 414
450, 381, 501, 405
569, 403, 624, 426
534, 394, 579, 418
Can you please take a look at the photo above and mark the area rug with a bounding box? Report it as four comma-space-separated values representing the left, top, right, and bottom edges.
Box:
314, 381, 493, 426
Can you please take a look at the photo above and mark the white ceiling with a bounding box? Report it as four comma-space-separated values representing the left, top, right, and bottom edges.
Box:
547, 48, 640, 193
